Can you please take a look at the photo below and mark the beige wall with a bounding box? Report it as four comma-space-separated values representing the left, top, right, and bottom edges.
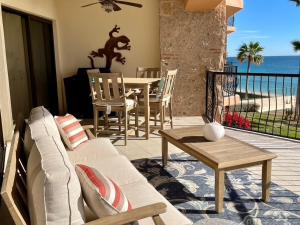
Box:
0, 0, 161, 140
0, 0, 58, 141
55, 0, 160, 78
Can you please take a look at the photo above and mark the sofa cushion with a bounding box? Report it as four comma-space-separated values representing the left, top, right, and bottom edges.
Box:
54, 114, 88, 150
67, 138, 119, 163
76, 164, 132, 217
120, 182, 192, 225
68, 151, 147, 186
27, 136, 85, 225
28, 106, 60, 140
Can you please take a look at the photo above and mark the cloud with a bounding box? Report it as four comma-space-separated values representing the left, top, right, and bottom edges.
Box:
239, 30, 259, 34
242, 35, 270, 39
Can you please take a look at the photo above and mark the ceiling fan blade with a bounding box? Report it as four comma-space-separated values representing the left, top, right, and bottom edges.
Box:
81, 2, 102, 7
114, 0, 143, 8
111, 2, 122, 11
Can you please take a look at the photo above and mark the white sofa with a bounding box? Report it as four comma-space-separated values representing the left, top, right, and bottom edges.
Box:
25, 107, 192, 225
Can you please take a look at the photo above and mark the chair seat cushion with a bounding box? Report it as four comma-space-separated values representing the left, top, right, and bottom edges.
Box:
139, 95, 171, 103
55, 114, 88, 150
120, 182, 192, 225
75, 165, 132, 217
94, 99, 135, 110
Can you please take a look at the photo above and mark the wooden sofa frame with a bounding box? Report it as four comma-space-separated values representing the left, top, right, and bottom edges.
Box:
1, 116, 167, 225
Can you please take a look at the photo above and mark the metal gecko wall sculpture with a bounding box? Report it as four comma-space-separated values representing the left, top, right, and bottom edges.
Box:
88, 25, 131, 70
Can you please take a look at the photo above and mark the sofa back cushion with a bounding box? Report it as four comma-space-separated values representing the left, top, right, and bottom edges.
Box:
27, 136, 85, 225
28, 106, 60, 140
24, 106, 61, 158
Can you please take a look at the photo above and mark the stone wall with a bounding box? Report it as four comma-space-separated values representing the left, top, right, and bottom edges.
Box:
160, 0, 227, 116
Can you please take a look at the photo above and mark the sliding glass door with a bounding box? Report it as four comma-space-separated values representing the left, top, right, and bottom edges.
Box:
2, 11, 32, 119
2, 8, 58, 120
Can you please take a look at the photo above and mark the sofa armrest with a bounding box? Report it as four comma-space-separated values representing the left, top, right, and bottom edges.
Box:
82, 125, 96, 139
84, 203, 167, 225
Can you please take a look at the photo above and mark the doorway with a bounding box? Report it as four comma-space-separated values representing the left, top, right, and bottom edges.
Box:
2, 8, 58, 120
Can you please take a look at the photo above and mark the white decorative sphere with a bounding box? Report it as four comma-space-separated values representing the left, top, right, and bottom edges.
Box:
203, 122, 225, 142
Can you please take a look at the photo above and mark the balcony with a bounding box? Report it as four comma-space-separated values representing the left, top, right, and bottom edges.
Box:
227, 15, 236, 34
184, 0, 223, 12
206, 71, 300, 140
184, 0, 244, 14
226, 0, 244, 18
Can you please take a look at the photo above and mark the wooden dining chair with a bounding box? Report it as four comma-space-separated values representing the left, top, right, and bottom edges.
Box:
136, 67, 161, 78
135, 67, 161, 95
137, 69, 178, 133
87, 69, 138, 145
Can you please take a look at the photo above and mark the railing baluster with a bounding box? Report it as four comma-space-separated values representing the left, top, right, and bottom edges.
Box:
239, 73, 243, 119
265, 76, 271, 134
280, 76, 285, 136
272, 75, 278, 135
287, 77, 294, 138
251, 75, 256, 129
258, 74, 264, 132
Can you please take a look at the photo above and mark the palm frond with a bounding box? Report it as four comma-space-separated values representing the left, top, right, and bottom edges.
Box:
292, 40, 300, 52
290, 0, 300, 6
236, 42, 264, 65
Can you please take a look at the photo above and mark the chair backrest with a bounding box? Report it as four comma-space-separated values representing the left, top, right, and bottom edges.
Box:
87, 70, 126, 105
160, 69, 178, 100
136, 67, 161, 78
1, 116, 30, 225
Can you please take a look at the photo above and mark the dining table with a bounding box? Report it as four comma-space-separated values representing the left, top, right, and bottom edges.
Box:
122, 77, 161, 139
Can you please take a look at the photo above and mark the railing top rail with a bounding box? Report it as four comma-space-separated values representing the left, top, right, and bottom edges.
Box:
208, 71, 300, 77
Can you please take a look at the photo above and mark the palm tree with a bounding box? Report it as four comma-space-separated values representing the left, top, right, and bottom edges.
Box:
291, 0, 300, 6
292, 40, 300, 51
237, 42, 264, 98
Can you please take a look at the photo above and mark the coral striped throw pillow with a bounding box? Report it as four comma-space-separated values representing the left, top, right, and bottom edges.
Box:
75, 164, 132, 217
55, 114, 88, 150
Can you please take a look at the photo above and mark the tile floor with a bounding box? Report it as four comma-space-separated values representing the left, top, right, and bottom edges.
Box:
112, 116, 300, 196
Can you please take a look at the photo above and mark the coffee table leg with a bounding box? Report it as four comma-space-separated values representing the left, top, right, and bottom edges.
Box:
162, 137, 168, 167
215, 170, 225, 213
262, 160, 272, 202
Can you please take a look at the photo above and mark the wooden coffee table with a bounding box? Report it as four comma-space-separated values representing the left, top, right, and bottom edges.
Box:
159, 126, 277, 213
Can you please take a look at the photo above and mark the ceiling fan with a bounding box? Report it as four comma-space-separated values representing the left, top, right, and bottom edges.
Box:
82, 0, 143, 13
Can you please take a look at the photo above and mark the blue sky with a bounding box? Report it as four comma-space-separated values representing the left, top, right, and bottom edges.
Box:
228, 0, 300, 57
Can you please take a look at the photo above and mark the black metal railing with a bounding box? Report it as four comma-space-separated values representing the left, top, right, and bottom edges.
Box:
224, 64, 238, 74
206, 71, 300, 140
228, 16, 235, 27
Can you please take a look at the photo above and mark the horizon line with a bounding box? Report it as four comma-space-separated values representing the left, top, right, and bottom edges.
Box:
228, 55, 300, 58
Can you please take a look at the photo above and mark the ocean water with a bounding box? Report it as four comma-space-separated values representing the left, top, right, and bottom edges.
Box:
227, 56, 300, 74
226, 56, 300, 96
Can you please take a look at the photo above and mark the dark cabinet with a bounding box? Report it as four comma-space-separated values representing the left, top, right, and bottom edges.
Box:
64, 68, 110, 118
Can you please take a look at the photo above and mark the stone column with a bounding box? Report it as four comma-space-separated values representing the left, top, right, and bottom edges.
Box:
160, 0, 227, 116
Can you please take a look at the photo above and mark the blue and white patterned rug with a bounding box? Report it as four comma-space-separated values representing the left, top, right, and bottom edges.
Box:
131, 153, 300, 225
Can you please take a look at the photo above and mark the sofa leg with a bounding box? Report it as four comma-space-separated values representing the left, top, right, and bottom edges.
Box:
135, 106, 139, 137
169, 102, 173, 129
160, 105, 164, 131
118, 112, 122, 132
